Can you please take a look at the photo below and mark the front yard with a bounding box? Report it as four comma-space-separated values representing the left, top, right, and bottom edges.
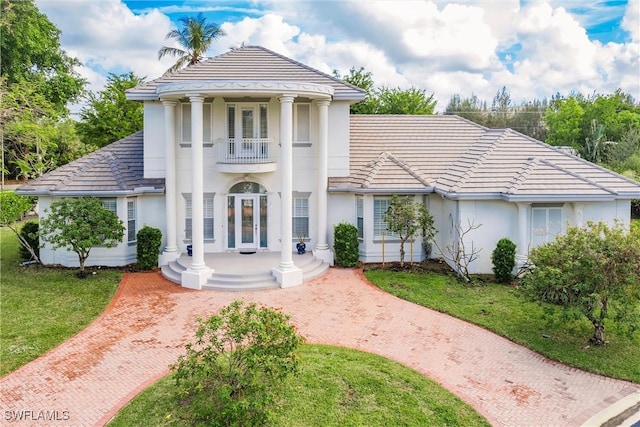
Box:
365, 266, 640, 384
0, 226, 121, 375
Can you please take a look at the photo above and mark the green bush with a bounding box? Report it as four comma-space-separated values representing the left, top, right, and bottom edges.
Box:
136, 226, 162, 270
18, 222, 40, 261
491, 238, 516, 283
333, 222, 359, 267
172, 300, 304, 426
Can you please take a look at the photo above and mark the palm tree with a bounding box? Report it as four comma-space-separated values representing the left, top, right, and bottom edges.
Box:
158, 13, 225, 73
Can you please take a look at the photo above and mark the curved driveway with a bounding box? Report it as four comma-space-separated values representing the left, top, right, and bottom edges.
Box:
1, 269, 638, 426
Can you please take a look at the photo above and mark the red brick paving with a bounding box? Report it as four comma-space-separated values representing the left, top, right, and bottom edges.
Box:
1, 269, 638, 426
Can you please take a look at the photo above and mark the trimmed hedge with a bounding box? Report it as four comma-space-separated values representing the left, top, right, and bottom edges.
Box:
334, 222, 359, 267
491, 238, 517, 283
136, 226, 162, 270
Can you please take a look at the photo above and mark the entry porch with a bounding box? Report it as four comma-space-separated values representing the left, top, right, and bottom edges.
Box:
161, 251, 329, 291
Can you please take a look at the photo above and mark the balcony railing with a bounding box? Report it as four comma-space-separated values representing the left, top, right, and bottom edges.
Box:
218, 138, 274, 164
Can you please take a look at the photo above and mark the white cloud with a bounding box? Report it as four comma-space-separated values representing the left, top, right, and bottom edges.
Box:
622, 0, 640, 42
37, 0, 639, 113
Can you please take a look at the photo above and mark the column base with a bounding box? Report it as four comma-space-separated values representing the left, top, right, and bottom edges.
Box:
158, 249, 180, 266
313, 247, 334, 266
272, 265, 303, 288
181, 266, 212, 290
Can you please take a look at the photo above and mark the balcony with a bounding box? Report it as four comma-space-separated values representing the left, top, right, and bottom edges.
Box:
217, 138, 277, 173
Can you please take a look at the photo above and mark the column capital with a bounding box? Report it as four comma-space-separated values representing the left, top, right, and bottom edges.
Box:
160, 99, 178, 106
314, 99, 331, 107
278, 94, 297, 103
187, 93, 205, 103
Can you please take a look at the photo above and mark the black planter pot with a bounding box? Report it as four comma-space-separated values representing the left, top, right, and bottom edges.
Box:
296, 242, 306, 254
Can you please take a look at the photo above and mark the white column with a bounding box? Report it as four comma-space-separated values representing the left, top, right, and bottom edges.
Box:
272, 94, 302, 287
313, 99, 333, 265
182, 94, 211, 289
159, 100, 179, 266
516, 202, 530, 274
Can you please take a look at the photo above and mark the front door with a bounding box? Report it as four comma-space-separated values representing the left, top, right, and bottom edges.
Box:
227, 182, 268, 251
238, 196, 257, 250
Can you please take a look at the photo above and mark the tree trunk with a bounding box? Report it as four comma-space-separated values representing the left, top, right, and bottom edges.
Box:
590, 322, 605, 346
399, 241, 405, 267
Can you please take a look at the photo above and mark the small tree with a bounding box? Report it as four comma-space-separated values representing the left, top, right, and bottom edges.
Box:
333, 222, 360, 267
40, 197, 124, 276
136, 226, 162, 270
0, 192, 40, 263
383, 195, 435, 267
433, 219, 482, 282
19, 221, 40, 260
171, 301, 304, 426
520, 222, 640, 345
491, 238, 517, 283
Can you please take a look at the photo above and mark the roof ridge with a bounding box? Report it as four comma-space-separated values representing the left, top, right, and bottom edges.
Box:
538, 158, 618, 195
362, 152, 389, 188
449, 129, 506, 192
249, 46, 366, 94
507, 157, 537, 194
385, 152, 432, 186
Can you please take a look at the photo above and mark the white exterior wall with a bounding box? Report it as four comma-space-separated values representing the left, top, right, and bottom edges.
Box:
327, 101, 351, 177
143, 101, 165, 179
327, 192, 356, 251
37, 196, 139, 267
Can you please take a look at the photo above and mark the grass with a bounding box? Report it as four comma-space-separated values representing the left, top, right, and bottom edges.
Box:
108, 344, 490, 427
0, 225, 121, 376
365, 268, 640, 384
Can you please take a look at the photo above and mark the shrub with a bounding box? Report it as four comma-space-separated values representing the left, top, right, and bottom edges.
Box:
491, 238, 516, 283
333, 222, 359, 267
136, 226, 162, 270
18, 222, 40, 260
172, 301, 304, 426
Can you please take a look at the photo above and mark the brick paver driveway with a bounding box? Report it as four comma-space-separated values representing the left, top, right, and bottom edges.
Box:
1, 269, 638, 426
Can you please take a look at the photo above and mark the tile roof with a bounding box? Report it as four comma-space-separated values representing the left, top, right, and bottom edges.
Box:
16, 132, 164, 196
126, 46, 365, 101
330, 115, 640, 200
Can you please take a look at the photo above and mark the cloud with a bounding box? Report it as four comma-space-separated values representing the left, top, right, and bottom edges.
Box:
37, 0, 177, 91
36, 0, 639, 113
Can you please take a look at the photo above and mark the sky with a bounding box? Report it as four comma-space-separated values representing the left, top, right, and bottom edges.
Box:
36, 0, 640, 113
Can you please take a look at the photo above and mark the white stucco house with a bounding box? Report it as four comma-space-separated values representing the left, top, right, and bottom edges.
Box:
17, 46, 640, 290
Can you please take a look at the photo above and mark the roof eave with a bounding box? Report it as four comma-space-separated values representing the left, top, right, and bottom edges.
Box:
329, 186, 435, 194
15, 188, 165, 197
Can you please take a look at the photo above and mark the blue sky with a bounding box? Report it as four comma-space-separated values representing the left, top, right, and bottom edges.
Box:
38, 0, 639, 112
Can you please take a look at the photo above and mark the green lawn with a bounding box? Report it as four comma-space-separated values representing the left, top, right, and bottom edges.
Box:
365, 268, 640, 384
108, 344, 490, 427
0, 225, 121, 375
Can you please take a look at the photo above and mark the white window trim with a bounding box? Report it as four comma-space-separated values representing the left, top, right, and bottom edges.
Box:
373, 196, 400, 241
293, 103, 311, 144
179, 101, 214, 147
127, 197, 137, 244
356, 195, 364, 240
183, 193, 216, 242
530, 205, 564, 247
292, 195, 310, 241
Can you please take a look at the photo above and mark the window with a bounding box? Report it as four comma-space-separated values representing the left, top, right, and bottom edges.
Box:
356, 196, 364, 239
127, 198, 136, 243
102, 198, 117, 215
531, 206, 563, 247
185, 195, 215, 241
181, 102, 212, 143
373, 197, 397, 239
292, 197, 309, 239
294, 103, 310, 142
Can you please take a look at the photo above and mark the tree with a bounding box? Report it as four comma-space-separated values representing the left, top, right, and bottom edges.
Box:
158, 13, 225, 73
0, 0, 85, 116
0, 192, 40, 263
374, 86, 437, 115
433, 220, 482, 282
334, 67, 437, 115
172, 300, 304, 425
333, 67, 377, 114
520, 222, 640, 345
383, 195, 435, 267
77, 73, 145, 148
445, 93, 489, 126
39, 197, 124, 276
